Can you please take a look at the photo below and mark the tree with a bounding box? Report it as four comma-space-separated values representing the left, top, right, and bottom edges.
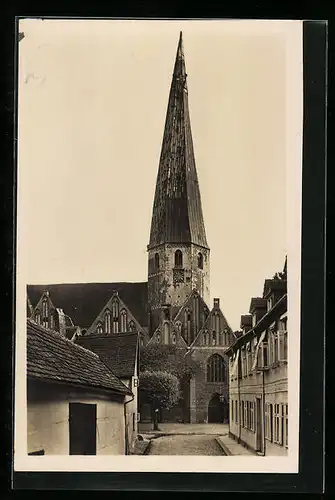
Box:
140, 344, 201, 381
139, 370, 180, 430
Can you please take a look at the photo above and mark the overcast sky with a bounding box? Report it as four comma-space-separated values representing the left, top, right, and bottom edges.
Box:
17, 19, 302, 330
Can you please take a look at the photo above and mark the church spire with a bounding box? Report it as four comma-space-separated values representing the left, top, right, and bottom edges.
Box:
148, 33, 209, 250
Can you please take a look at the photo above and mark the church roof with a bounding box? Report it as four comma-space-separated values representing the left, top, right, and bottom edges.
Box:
76, 332, 139, 379
27, 282, 148, 329
148, 32, 208, 250
27, 319, 132, 395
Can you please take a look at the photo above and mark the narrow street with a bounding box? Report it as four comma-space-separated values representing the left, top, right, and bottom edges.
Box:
147, 433, 224, 455
140, 423, 228, 456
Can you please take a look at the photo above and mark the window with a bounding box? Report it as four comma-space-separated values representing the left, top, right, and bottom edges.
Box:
265, 403, 273, 441
183, 309, 191, 344
174, 249, 183, 267
163, 322, 169, 344
154, 253, 160, 272
120, 310, 127, 332
273, 404, 282, 444
129, 320, 136, 331
267, 296, 273, 311
104, 311, 111, 334
133, 413, 136, 431
244, 401, 248, 428
112, 299, 119, 319
35, 310, 41, 324
97, 322, 103, 335
207, 354, 225, 382
235, 400, 238, 424
197, 252, 203, 269
246, 342, 252, 375
278, 330, 288, 362
171, 332, 176, 344
283, 404, 288, 448
156, 331, 161, 343
50, 313, 54, 330
240, 401, 244, 427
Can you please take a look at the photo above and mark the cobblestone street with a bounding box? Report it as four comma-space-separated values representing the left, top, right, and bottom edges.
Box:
148, 433, 224, 455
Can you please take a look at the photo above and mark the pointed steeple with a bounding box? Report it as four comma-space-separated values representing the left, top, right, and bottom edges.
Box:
148, 33, 209, 250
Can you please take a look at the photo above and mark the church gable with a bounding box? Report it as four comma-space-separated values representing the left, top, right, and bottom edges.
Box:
85, 292, 145, 337
190, 298, 234, 348
172, 289, 210, 345
147, 322, 187, 348
31, 290, 57, 330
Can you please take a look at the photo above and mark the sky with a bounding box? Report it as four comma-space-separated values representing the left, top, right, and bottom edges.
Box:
17, 19, 302, 330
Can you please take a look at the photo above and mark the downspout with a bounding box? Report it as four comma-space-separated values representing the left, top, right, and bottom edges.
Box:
237, 353, 241, 444
262, 369, 266, 456
124, 393, 135, 455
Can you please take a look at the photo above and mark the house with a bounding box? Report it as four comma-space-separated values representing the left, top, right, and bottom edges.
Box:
27, 319, 133, 455
226, 259, 288, 456
76, 331, 140, 452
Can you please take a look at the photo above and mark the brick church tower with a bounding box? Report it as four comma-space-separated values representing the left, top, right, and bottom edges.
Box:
148, 32, 210, 335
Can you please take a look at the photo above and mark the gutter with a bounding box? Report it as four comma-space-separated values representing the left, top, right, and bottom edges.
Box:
124, 392, 135, 455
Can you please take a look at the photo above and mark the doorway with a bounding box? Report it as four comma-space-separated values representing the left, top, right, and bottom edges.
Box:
208, 393, 228, 423
69, 402, 97, 455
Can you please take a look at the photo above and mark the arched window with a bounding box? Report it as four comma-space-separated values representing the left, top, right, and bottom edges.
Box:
97, 322, 103, 335
120, 310, 127, 332
35, 309, 41, 325
104, 311, 111, 334
174, 249, 183, 267
154, 253, 160, 272
129, 320, 136, 331
197, 252, 203, 269
112, 299, 119, 333
183, 309, 191, 344
50, 313, 54, 330
172, 332, 176, 344
156, 331, 161, 343
164, 322, 169, 344
207, 354, 226, 383
42, 299, 48, 318
175, 321, 182, 333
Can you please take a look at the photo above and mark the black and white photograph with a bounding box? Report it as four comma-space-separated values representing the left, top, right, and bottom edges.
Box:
14, 18, 305, 474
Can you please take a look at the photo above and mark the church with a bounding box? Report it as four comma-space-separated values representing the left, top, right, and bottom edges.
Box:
27, 32, 236, 425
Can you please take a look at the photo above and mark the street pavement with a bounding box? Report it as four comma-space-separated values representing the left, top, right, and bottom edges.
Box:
141, 423, 229, 456
147, 433, 224, 455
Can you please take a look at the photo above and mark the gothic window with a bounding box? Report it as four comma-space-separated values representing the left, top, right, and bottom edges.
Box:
174, 249, 183, 268
156, 331, 161, 343
154, 253, 160, 272
112, 299, 119, 333
175, 321, 182, 333
97, 322, 103, 335
212, 332, 216, 345
164, 322, 169, 344
120, 310, 127, 332
129, 320, 136, 331
171, 332, 176, 344
42, 300, 48, 328
207, 354, 226, 383
35, 309, 41, 325
50, 313, 54, 330
104, 311, 111, 334
197, 252, 203, 269
183, 309, 191, 344
203, 329, 209, 346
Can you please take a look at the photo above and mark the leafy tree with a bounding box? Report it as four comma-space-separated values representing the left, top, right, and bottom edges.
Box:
139, 344, 201, 381
139, 370, 180, 430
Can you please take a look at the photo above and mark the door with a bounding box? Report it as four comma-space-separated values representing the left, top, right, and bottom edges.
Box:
69, 402, 97, 455
255, 397, 263, 453
208, 393, 226, 423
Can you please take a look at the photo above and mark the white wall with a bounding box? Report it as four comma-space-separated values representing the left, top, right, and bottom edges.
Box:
27, 381, 126, 455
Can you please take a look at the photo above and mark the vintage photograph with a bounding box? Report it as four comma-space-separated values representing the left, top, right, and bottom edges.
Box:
15, 18, 303, 473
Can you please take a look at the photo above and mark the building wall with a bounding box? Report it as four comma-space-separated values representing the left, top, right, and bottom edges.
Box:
27, 379, 126, 455
189, 347, 229, 423
148, 243, 210, 332
121, 374, 139, 451
228, 358, 288, 456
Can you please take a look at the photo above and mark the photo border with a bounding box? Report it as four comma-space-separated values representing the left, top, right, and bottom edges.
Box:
7, 17, 327, 493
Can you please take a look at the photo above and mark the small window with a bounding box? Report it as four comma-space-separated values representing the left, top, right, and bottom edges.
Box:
174, 249, 183, 267
154, 253, 160, 272
197, 252, 203, 269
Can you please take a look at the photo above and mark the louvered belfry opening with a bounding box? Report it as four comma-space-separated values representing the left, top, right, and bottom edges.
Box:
148, 32, 209, 251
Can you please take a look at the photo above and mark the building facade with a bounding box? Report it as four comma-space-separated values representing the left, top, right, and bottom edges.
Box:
27, 319, 133, 455
226, 260, 288, 456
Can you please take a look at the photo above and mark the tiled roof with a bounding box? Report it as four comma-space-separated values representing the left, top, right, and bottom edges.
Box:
27, 282, 148, 328
76, 332, 138, 378
240, 314, 252, 328
27, 319, 132, 395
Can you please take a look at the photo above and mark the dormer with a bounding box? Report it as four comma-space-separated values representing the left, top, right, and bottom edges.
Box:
249, 297, 267, 327
240, 314, 252, 335
263, 277, 287, 311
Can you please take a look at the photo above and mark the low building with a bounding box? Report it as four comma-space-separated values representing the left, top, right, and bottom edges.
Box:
27, 319, 133, 455
76, 331, 140, 452
226, 259, 288, 456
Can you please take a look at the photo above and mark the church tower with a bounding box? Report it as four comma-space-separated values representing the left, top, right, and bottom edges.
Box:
148, 33, 210, 335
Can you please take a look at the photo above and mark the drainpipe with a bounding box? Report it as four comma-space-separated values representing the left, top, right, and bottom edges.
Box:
237, 356, 241, 444
262, 369, 266, 456
124, 393, 135, 455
